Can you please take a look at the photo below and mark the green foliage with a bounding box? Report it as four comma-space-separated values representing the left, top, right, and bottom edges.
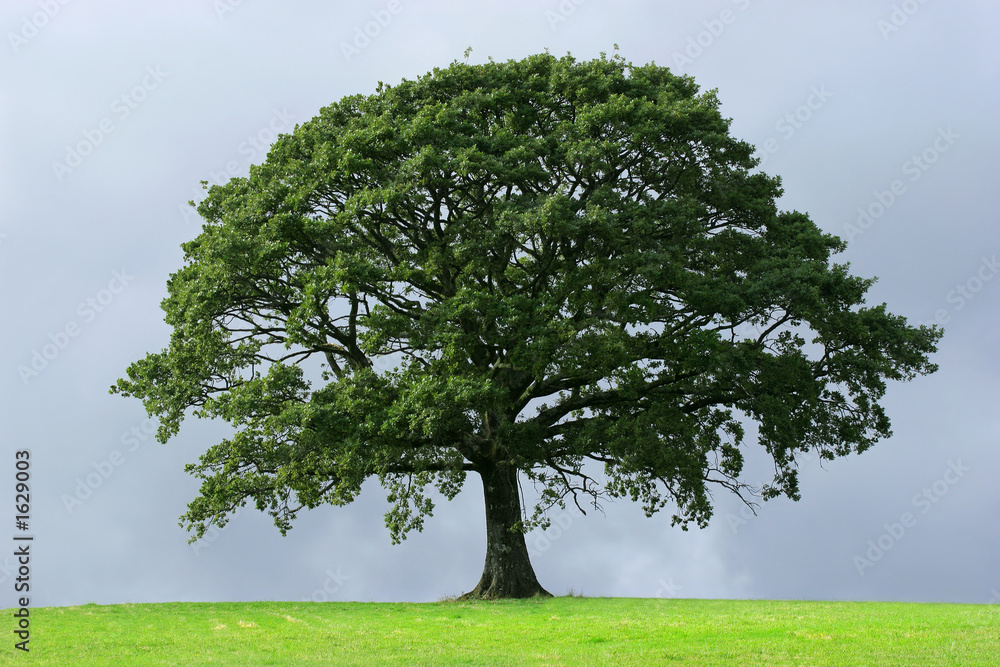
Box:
112, 52, 940, 544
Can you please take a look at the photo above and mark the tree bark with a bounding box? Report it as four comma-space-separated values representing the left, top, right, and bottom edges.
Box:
460, 461, 552, 599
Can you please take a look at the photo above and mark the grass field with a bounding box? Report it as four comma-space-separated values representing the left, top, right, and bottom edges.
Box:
2, 597, 997, 666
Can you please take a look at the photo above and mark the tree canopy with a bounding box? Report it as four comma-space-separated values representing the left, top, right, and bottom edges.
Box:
113, 51, 941, 598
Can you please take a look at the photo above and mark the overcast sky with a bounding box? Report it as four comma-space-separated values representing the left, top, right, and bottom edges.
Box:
2, 1, 998, 608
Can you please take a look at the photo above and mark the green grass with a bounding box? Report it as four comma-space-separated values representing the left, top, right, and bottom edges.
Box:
2, 597, 997, 666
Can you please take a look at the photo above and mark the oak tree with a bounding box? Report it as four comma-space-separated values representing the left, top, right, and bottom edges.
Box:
113, 52, 941, 598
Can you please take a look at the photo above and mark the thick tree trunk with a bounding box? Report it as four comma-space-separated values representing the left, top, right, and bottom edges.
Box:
460, 461, 552, 599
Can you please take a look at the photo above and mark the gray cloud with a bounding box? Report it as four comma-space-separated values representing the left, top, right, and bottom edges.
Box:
2, 0, 997, 607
